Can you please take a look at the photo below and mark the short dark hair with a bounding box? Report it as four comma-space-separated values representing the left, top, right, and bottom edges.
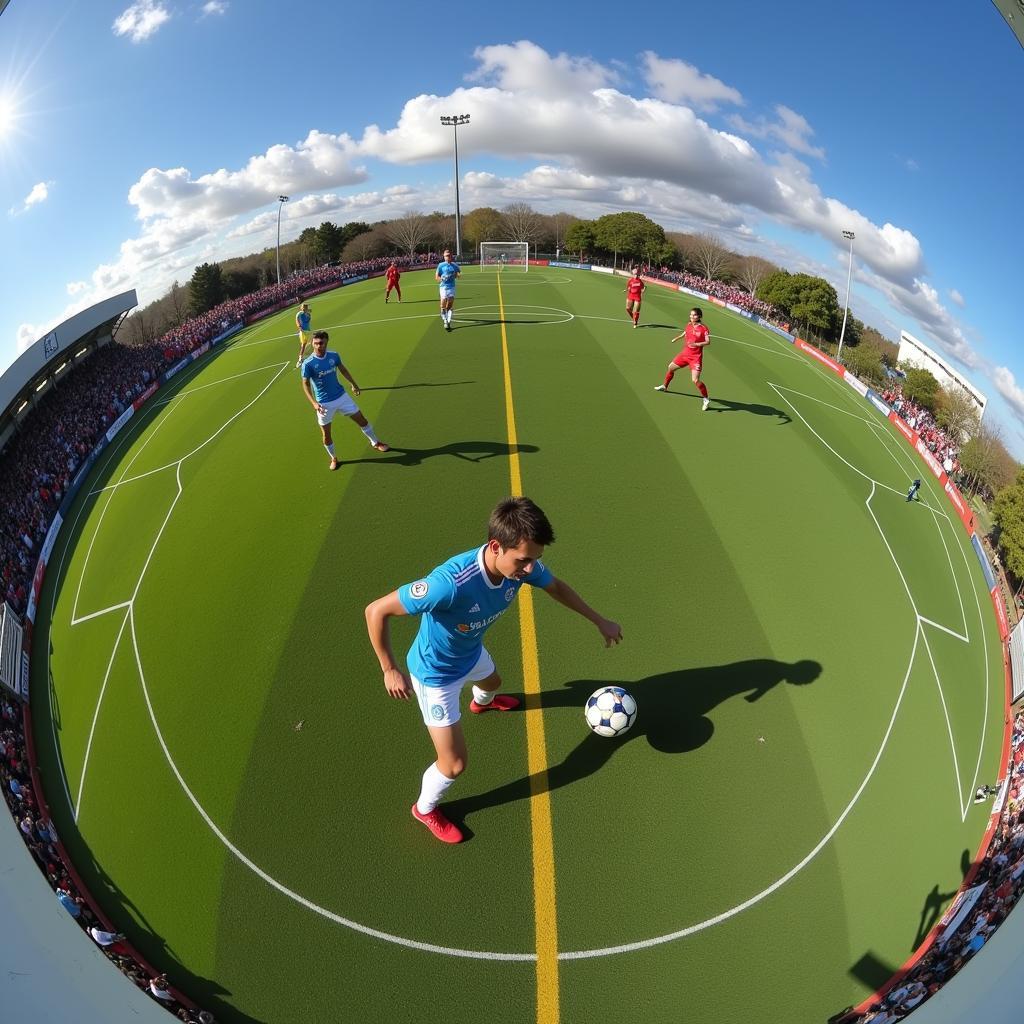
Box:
690, 307, 703, 320
488, 497, 555, 548
312, 330, 329, 342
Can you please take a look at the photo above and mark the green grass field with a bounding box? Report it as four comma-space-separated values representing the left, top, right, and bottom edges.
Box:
33, 266, 1006, 1024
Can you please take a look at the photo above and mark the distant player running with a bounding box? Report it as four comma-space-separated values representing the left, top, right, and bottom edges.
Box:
625, 269, 645, 328
654, 307, 711, 411
385, 261, 402, 303
300, 331, 389, 471
295, 303, 312, 368
435, 249, 460, 332
365, 497, 622, 844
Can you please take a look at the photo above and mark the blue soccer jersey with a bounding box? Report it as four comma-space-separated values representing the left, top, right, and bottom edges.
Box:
301, 351, 345, 403
436, 261, 460, 286
398, 545, 553, 685
297, 310, 311, 331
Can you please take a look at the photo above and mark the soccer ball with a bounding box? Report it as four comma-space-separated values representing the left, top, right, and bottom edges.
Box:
585, 686, 637, 738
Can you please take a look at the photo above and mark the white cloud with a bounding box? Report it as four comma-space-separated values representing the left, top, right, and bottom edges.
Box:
994, 367, 1024, 423
66, 281, 87, 295
728, 105, 825, 160
113, 2, 171, 43
949, 288, 965, 308
469, 40, 619, 96
641, 52, 743, 111
201, 1, 228, 15
9, 180, 53, 216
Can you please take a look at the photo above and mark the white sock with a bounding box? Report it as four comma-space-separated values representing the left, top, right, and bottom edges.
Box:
324, 443, 335, 458
416, 762, 456, 814
360, 423, 379, 445
472, 685, 494, 706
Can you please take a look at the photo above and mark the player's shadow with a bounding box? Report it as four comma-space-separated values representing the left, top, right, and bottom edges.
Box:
453, 316, 550, 328
705, 397, 792, 423
359, 380, 475, 391
638, 323, 677, 330
447, 658, 822, 823
913, 849, 972, 950
342, 440, 539, 467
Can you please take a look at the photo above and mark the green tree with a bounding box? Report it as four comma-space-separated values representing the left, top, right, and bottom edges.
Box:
223, 267, 259, 299
841, 343, 884, 386
994, 470, 1024, 580
313, 221, 344, 263
462, 207, 504, 251
900, 366, 941, 411
758, 270, 841, 339
935, 385, 981, 443
564, 220, 596, 259
592, 212, 666, 266
189, 262, 225, 316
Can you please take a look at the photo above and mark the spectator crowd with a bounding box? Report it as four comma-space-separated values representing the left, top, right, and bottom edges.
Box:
881, 383, 961, 476
845, 711, 1024, 1022
647, 268, 778, 319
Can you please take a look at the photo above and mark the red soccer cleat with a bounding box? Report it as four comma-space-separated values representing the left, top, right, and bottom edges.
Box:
469, 694, 520, 714
411, 803, 463, 843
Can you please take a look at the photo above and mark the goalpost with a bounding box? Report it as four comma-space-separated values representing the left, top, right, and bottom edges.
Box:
479, 241, 529, 272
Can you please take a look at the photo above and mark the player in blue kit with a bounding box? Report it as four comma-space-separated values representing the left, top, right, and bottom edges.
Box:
435, 248, 460, 332
300, 331, 389, 471
295, 302, 312, 367
365, 497, 622, 843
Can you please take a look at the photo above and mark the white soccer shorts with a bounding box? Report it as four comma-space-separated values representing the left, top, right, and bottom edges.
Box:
439, 285, 456, 300
315, 392, 359, 426
411, 648, 496, 727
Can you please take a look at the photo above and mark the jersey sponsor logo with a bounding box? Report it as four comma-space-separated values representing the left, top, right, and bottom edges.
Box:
410, 580, 429, 599
458, 610, 507, 634
430, 704, 445, 721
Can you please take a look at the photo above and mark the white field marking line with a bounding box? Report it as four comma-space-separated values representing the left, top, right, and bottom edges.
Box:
66, 364, 288, 817
928, 504, 969, 640
125, 606, 532, 962
562, 625, 925, 959
780, 388, 982, 820
72, 396, 184, 623
74, 609, 130, 822
87, 362, 289, 495
771, 383, 877, 424
107, 359, 942, 966
154, 362, 288, 404
918, 625, 968, 816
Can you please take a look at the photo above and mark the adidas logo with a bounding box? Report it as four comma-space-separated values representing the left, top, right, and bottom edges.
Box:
468, 603, 481, 613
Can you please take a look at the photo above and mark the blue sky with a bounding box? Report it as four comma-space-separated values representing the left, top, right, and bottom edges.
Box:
2, 1, 1024, 453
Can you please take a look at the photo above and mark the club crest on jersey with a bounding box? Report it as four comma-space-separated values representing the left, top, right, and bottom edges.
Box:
430, 704, 445, 721
504, 588, 515, 602
410, 581, 429, 599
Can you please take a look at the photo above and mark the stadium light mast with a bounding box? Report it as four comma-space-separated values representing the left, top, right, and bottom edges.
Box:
440, 114, 470, 259
276, 195, 289, 285
836, 229, 856, 363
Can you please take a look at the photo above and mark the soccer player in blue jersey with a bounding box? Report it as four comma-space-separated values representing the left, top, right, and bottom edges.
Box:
435, 248, 460, 332
365, 497, 622, 843
295, 303, 312, 368
300, 331, 389, 471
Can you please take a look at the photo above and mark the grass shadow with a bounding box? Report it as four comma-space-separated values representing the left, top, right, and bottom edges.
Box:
341, 440, 539, 467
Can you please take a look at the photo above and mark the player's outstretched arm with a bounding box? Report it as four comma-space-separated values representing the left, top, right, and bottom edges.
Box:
543, 577, 622, 647
365, 591, 412, 699
336, 359, 360, 396
301, 376, 324, 413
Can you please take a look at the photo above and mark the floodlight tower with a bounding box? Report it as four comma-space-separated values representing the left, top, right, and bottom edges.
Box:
836, 229, 856, 363
276, 195, 289, 285
440, 114, 470, 259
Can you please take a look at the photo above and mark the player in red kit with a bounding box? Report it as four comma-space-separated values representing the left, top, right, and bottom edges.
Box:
654, 307, 711, 410
625, 269, 645, 328
385, 261, 402, 303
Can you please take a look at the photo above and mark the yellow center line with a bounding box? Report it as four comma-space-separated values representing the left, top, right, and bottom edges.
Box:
496, 275, 560, 1024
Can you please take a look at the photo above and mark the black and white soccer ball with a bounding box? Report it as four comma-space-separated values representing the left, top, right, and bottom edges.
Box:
584, 686, 637, 738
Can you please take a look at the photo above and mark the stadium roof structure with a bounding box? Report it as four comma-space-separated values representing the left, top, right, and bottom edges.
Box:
992, 0, 1024, 47
0, 290, 137, 451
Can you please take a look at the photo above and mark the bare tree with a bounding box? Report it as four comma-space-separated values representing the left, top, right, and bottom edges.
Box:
342, 226, 389, 262
385, 212, 431, 256
734, 256, 774, 297
691, 233, 732, 281
936, 384, 981, 444
500, 202, 542, 244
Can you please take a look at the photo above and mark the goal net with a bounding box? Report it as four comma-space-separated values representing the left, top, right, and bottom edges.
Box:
479, 241, 529, 272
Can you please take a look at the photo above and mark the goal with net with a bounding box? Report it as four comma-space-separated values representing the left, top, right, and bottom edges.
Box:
479, 241, 529, 272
